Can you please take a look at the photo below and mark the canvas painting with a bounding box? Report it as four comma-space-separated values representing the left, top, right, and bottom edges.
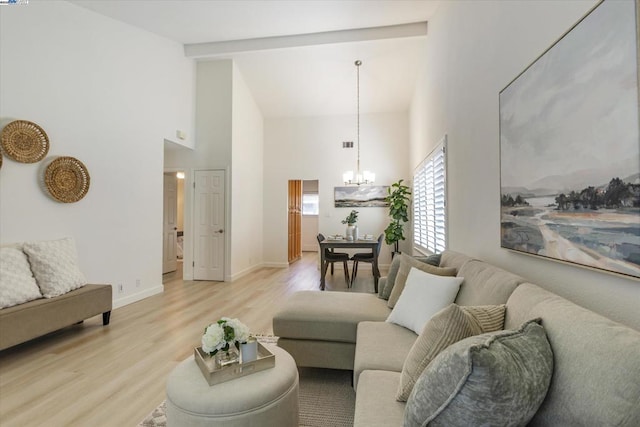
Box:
334, 186, 389, 207
500, 0, 640, 278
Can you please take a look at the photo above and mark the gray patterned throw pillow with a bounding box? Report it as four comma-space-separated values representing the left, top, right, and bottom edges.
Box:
404, 318, 553, 427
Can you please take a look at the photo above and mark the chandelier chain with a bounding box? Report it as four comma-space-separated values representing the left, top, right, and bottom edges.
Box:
356, 60, 361, 176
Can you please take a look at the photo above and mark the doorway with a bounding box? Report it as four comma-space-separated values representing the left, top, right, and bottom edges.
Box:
162, 172, 184, 275
301, 180, 319, 252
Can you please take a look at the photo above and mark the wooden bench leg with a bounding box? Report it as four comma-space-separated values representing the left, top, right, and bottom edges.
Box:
103, 311, 111, 325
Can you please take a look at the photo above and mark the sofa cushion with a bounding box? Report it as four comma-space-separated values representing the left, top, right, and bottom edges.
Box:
353, 370, 405, 427
387, 268, 463, 334
23, 237, 87, 298
405, 319, 553, 427
379, 254, 441, 300
388, 254, 456, 308
396, 303, 505, 401
354, 321, 417, 390
0, 247, 43, 309
272, 291, 390, 343
454, 259, 524, 306
505, 283, 640, 427
439, 250, 473, 271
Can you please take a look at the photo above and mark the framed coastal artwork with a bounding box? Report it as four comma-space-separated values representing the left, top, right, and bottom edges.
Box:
499, 0, 640, 279
334, 186, 389, 207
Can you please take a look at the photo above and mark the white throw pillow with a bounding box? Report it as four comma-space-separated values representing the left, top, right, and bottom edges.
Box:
0, 247, 43, 309
386, 267, 464, 334
23, 237, 87, 298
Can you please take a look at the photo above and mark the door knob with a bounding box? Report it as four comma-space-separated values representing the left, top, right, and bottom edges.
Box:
218, 229, 224, 233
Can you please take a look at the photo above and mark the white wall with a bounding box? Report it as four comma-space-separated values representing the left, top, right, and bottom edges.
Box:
164, 59, 233, 280
230, 63, 265, 279
264, 112, 409, 267
0, 0, 195, 308
411, 0, 640, 329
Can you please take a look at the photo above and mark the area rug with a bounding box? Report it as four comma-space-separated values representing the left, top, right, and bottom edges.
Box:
138, 336, 355, 427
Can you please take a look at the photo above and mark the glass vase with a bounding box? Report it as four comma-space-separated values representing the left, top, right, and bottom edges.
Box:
215, 347, 239, 368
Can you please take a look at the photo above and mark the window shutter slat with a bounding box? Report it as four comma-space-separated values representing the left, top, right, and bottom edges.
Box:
412, 138, 447, 254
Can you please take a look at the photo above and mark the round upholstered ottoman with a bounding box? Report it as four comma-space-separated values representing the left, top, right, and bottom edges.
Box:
166, 344, 299, 427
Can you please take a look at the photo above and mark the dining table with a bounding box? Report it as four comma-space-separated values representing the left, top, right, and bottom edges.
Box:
319, 236, 382, 292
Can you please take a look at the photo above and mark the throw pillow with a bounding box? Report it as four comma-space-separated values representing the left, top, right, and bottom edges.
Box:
386, 268, 463, 335
396, 303, 506, 401
404, 318, 553, 427
23, 237, 87, 298
378, 255, 401, 299
379, 253, 441, 300
388, 254, 456, 308
0, 247, 43, 309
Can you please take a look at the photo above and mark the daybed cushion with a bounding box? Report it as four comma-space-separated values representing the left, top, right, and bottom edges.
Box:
354, 321, 417, 390
22, 237, 87, 298
386, 268, 463, 334
405, 319, 553, 427
0, 284, 112, 350
388, 255, 457, 308
354, 370, 405, 427
396, 303, 506, 401
272, 291, 390, 343
0, 247, 42, 309
505, 283, 640, 427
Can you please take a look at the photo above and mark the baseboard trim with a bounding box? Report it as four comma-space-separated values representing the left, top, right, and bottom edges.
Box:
112, 285, 163, 309
262, 262, 289, 268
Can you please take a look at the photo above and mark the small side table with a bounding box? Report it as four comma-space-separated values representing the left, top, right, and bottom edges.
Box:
166, 344, 299, 427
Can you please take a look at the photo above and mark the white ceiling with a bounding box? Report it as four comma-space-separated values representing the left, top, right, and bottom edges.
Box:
69, 0, 440, 118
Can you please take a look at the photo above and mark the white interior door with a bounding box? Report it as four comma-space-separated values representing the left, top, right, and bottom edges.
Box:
193, 170, 225, 281
163, 173, 178, 274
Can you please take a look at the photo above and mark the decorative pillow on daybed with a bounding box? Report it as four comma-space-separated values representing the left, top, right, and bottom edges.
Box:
22, 237, 87, 298
387, 254, 456, 308
0, 247, 43, 309
378, 253, 441, 300
396, 303, 506, 401
386, 267, 464, 335
404, 318, 553, 427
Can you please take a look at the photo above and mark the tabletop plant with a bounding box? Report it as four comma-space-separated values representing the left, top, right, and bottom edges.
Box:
384, 180, 411, 255
341, 210, 359, 225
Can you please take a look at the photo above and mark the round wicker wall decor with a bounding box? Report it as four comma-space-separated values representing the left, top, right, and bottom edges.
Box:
44, 156, 90, 203
1, 120, 49, 163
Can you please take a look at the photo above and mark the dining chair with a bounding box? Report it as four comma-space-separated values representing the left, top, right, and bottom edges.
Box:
317, 233, 351, 286
350, 233, 384, 287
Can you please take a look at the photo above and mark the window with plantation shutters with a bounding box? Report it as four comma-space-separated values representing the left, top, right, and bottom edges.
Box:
413, 136, 447, 254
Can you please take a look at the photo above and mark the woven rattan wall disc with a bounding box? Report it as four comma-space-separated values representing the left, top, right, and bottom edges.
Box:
44, 156, 90, 203
1, 120, 49, 163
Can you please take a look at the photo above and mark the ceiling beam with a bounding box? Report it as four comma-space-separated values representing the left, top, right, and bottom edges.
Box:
184, 21, 428, 58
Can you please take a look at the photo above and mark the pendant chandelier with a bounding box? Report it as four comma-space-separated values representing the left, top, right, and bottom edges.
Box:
343, 60, 375, 186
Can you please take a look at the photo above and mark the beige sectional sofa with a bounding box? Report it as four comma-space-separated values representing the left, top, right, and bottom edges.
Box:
273, 250, 640, 426
0, 238, 112, 351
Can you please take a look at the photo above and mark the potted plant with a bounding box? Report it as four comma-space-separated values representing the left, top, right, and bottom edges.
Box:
384, 180, 411, 256
341, 210, 359, 240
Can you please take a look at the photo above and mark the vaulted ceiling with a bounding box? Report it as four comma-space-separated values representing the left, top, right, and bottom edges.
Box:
69, 1, 440, 118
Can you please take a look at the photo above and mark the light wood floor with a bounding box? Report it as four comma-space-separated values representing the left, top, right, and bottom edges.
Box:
0, 252, 379, 427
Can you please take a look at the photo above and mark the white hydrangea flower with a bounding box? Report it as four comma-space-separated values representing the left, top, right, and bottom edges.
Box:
201, 322, 225, 354
229, 318, 251, 343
